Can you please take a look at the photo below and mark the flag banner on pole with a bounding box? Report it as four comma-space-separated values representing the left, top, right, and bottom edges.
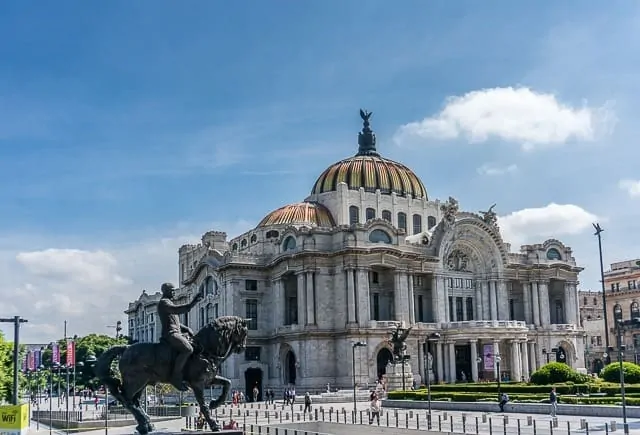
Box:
52, 344, 60, 365
66, 341, 75, 366
34, 350, 41, 369
27, 351, 35, 371
22, 353, 27, 372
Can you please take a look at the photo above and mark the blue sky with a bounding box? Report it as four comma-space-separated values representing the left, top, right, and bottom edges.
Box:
2, 1, 639, 342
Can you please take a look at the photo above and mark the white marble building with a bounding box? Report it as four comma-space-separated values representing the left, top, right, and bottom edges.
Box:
125, 111, 585, 396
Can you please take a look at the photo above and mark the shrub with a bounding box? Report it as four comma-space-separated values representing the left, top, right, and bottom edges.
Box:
601, 362, 640, 384
530, 362, 589, 385
427, 382, 590, 395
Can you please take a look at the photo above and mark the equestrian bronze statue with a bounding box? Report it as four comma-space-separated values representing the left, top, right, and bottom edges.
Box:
95, 310, 248, 434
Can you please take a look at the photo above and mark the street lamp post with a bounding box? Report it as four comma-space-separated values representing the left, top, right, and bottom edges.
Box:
351, 341, 367, 415
487, 353, 503, 397
0, 316, 28, 405
593, 223, 611, 362
423, 332, 440, 428
614, 316, 629, 435
49, 363, 57, 435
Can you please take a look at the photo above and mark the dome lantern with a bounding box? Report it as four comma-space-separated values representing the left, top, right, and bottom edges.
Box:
357, 109, 378, 156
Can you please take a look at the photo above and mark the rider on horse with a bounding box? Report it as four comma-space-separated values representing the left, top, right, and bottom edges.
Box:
157, 282, 204, 391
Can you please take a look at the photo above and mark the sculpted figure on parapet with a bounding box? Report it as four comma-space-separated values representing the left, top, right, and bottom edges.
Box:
440, 196, 459, 226
479, 203, 498, 228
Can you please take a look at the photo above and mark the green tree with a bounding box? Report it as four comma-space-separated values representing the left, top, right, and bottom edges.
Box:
0, 332, 13, 402
602, 362, 640, 384
530, 362, 590, 384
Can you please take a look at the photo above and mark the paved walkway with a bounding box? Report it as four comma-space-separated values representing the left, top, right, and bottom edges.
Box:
28, 400, 640, 434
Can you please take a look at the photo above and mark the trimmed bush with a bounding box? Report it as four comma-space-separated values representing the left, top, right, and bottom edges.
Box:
427, 382, 590, 395
530, 362, 589, 385
602, 362, 640, 384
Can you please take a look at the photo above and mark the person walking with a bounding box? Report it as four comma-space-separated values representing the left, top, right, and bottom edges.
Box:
303, 392, 312, 414
549, 387, 558, 417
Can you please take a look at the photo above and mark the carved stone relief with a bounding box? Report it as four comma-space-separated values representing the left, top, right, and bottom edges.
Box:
446, 249, 470, 272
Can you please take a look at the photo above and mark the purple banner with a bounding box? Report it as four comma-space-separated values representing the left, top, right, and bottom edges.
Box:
52, 344, 60, 365
483, 344, 494, 370
34, 350, 41, 369
22, 353, 27, 371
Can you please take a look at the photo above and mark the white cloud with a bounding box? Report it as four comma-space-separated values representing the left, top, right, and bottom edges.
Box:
0, 220, 253, 343
477, 163, 518, 176
394, 87, 614, 150
498, 203, 599, 247
619, 179, 640, 198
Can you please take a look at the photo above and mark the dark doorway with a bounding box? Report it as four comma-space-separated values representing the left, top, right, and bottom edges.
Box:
285, 351, 297, 385
455, 345, 471, 381
376, 348, 394, 380
555, 347, 567, 365
592, 359, 604, 374
244, 368, 263, 402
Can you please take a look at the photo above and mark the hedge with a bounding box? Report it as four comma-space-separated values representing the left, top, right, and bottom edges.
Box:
602, 362, 640, 384
387, 390, 640, 406
418, 383, 635, 395
530, 362, 590, 385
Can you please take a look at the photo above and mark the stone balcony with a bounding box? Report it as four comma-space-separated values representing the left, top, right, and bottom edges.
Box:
445, 320, 528, 329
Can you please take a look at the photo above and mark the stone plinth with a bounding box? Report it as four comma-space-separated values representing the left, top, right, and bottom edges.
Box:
384, 362, 414, 391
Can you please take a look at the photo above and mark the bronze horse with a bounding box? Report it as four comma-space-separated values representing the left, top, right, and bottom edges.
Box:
94, 316, 248, 434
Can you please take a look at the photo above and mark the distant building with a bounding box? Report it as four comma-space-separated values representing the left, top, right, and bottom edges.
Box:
125, 111, 586, 396
124, 290, 162, 343
603, 259, 640, 362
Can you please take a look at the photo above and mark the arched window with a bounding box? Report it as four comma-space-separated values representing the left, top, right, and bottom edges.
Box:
205, 276, 215, 295
241, 239, 247, 247
583, 297, 588, 306
412, 214, 422, 234
206, 303, 213, 323
266, 230, 279, 239
381, 210, 392, 222
232, 243, 238, 251
349, 206, 359, 225
397, 212, 407, 231
369, 229, 392, 244
614, 304, 623, 321
546, 248, 562, 260
283, 236, 297, 251
427, 216, 437, 230
631, 302, 640, 319
366, 208, 376, 221
250, 234, 257, 243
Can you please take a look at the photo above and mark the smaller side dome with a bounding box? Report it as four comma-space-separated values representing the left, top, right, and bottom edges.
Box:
257, 202, 336, 228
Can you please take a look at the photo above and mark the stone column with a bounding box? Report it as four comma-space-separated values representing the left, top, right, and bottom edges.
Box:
481, 281, 490, 320
305, 272, 315, 325
431, 275, 441, 322
356, 269, 370, 326
470, 340, 479, 382
531, 282, 541, 326
513, 341, 522, 381
497, 280, 509, 320
462, 298, 468, 321
538, 281, 551, 326
528, 342, 537, 372
443, 279, 450, 322
346, 269, 356, 323
563, 282, 571, 324
436, 341, 444, 383
521, 341, 530, 380
493, 340, 500, 380
448, 342, 456, 383
489, 281, 497, 321
273, 279, 284, 329
522, 281, 532, 324
397, 272, 411, 324
297, 272, 306, 325
474, 284, 482, 321
408, 274, 415, 324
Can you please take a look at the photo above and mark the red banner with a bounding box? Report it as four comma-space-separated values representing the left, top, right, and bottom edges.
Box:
66, 341, 75, 366
27, 351, 35, 371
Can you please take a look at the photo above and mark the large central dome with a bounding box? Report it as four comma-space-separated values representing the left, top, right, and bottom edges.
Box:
311, 110, 427, 200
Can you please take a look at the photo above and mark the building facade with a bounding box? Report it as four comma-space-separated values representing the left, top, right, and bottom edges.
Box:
578, 290, 605, 373
604, 259, 640, 362
125, 112, 586, 395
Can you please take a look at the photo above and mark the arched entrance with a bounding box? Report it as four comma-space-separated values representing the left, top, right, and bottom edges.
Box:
555, 347, 567, 365
592, 359, 604, 375
284, 350, 297, 385
244, 368, 263, 402
376, 348, 393, 380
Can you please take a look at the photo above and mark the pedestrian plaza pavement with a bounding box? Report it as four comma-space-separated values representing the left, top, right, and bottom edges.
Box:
28, 399, 640, 434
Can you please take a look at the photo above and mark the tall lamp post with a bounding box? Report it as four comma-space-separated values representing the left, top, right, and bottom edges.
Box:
0, 316, 28, 405
424, 332, 440, 429
351, 341, 367, 415
593, 223, 611, 363
487, 353, 502, 397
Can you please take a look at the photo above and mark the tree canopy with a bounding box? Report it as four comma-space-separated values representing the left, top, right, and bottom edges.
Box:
0, 332, 12, 402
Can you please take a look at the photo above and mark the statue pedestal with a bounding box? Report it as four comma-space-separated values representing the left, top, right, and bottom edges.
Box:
384, 362, 414, 391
